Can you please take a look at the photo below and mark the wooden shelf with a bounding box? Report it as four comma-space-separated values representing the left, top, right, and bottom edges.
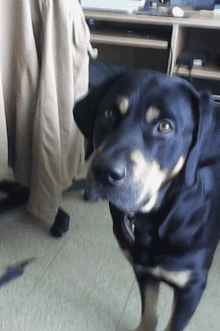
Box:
84, 10, 220, 29
90, 30, 169, 49
173, 62, 220, 80
85, 9, 220, 86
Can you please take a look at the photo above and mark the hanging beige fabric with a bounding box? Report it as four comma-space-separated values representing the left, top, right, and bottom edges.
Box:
0, 0, 96, 222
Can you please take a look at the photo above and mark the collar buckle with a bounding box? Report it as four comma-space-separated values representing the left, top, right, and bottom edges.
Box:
124, 212, 136, 241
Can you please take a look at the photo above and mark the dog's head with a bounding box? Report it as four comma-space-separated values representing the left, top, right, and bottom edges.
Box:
74, 73, 215, 214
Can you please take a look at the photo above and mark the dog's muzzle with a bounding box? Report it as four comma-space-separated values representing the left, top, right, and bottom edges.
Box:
92, 153, 127, 186
85, 146, 157, 213
85, 149, 139, 210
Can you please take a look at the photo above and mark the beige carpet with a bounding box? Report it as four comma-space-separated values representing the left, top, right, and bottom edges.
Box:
0, 171, 220, 330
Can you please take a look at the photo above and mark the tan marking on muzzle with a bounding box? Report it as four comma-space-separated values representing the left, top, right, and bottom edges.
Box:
131, 150, 168, 212
146, 105, 160, 123
140, 193, 158, 213
117, 96, 129, 115
87, 139, 108, 177
169, 155, 185, 178
92, 139, 108, 155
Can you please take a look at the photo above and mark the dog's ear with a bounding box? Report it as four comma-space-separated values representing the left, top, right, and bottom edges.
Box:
185, 90, 215, 186
73, 88, 99, 160
74, 72, 132, 159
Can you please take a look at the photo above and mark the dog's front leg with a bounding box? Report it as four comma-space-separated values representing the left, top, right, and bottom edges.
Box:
133, 265, 160, 331
164, 276, 207, 331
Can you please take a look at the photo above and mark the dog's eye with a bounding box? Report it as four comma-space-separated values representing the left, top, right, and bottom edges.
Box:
157, 120, 172, 133
103, 109, 114, 121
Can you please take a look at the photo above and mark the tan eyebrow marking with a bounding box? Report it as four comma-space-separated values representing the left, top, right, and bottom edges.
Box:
117, 96, 129, 115
146, 106, 160, 123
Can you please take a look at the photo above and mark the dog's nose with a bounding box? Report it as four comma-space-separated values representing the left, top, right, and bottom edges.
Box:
92, 155, 127, 185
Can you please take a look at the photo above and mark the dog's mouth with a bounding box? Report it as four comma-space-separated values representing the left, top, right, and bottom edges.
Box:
85, 151, 167, 214
85, 176, 152, 214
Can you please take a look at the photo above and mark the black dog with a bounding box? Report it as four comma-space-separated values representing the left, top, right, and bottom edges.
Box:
74, 72, 220, 331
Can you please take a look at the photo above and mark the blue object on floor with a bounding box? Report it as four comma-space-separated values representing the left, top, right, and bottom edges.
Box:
0, 258, 35, 288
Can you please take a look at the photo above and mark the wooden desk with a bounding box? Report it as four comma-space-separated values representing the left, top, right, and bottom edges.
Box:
84, 10, 220, 86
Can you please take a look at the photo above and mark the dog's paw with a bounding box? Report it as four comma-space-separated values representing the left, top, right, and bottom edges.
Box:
50, 208, 70, 238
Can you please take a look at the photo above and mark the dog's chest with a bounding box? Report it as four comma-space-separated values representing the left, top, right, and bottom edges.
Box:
114, 212, 163, 264
114, 213, 192, 288
145, 266, 192, 288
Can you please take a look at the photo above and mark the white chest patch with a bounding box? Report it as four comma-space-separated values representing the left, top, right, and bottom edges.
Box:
146, 267, 192, 288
